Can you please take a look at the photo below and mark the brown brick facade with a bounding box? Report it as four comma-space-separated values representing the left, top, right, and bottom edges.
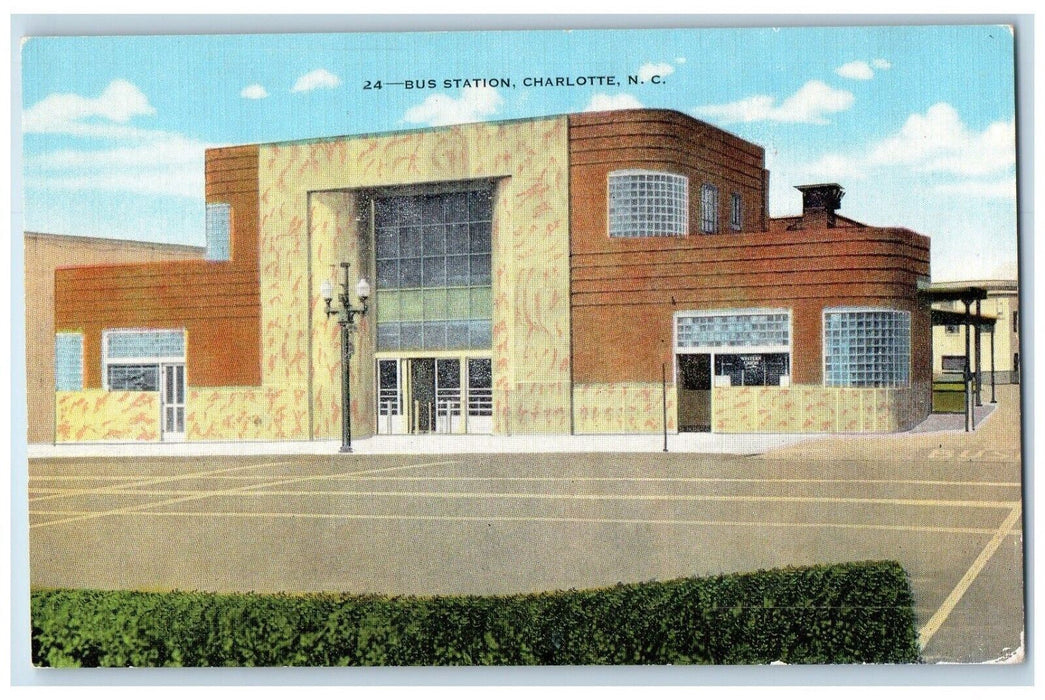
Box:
567, 109, 931, 387
54, 145, 262, 388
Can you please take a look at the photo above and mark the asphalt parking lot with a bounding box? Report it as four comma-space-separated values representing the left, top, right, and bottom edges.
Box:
29, 437, 1023, 664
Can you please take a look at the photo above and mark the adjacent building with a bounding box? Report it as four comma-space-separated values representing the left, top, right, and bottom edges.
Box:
930, 279, 1020, 384
49, 109, 933, 443
25, 232, 204, 444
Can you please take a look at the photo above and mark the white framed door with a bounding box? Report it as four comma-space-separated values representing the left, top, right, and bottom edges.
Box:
161, 363, 186, 442
377, 358, 405, 434
466, 358, 493, 434
435, 359, 462, 434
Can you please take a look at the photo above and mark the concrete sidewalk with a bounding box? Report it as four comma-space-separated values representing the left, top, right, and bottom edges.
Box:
27, 431, 818, 458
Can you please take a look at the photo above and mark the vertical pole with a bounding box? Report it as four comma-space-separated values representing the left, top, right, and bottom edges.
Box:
341, 322, 352, 452
662, 362, 668, 452
990, 324, 997, 403
974, 299, 982, 407
963, 300, 973, 432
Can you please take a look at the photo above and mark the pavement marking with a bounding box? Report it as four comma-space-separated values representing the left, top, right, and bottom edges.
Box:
27, 459, 297, 504
27, 487, 1020, 510
27, 474, 1023, 488
918, 503, 1023, 650
24, 508, 1016, 536
29, 460, 456, 530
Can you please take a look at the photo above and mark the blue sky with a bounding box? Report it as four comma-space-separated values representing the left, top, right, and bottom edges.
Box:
21, 25, 1018, 281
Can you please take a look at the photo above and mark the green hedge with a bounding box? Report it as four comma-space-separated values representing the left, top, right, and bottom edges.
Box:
31, 560, 919, 666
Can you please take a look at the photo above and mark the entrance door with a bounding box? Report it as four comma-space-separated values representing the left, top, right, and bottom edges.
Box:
377, 359, 404, 434
435, 359, 462, 434
161, 363, 186, 441
677, 354, 711, 432
409, 358, 436, 433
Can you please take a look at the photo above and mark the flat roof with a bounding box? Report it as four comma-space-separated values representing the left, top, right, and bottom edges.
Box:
929, 279, 1018, 293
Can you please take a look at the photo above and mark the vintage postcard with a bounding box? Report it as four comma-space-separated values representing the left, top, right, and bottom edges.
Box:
21, 23, 1023, 670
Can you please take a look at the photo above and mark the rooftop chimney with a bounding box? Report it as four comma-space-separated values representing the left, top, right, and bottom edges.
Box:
795, 183, 844, 228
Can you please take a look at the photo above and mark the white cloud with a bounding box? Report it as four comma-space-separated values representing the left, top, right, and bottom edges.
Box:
23, 79, 156, 135
23, 80, 215, 199
872, 58, 892, 70
695, 94, 776, 123
240, 84, 269, 99
694, 80, 854, 125
32, 134, 210, 170
291, 68, 341, 93
26, 133, 214, 200
402, 86, 504, 126
25, 170, 204, 199
835, 60, 874, 80
638, 62, 675, 83
583, 93, 644, 112
793, 153, 867, 181
933, 175, 1017, 200
870, 103, 1015, 176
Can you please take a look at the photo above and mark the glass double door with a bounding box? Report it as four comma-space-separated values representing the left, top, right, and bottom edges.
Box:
377, 357, 492, 434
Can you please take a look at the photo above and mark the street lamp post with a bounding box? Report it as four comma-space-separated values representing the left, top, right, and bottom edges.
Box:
321, 262, 371, 453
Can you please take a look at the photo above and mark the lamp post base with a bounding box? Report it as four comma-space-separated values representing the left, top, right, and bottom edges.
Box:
339, 445, 353, 453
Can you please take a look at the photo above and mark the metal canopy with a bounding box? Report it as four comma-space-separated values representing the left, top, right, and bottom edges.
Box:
931, 308, 996, 330
920, 286, 989, 303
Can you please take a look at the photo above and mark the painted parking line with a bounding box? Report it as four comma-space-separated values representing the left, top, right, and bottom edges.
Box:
27, 474, 1023, 488
23, 508, 1018, 537
27, 459, 297, 504
918, 503, 1023, 650
27, 487, 1021, 510
29, 460, 457, 530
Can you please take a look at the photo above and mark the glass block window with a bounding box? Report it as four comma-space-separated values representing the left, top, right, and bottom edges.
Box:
374, 189, 493, 351
824, 309, 910, 387
54, 333, 83, 391
730, 192, 742, 231
607, 170, 688, 238
106, 330, 185, 360
700, 183, 719, 234
206, 203, 231, 261
677, 310, 790, 350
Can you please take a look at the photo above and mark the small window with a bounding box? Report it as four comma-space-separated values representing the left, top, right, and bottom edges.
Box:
607, 170, 688, 238
206, 203, 231, 261
941, 355, 965, 372
730, 192, 742, 231
700, 183, 719, 234
55, 333, 83, 391
1013, 310, 1019, 334
945, 324, 960, 335
107, 364, 160, 392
